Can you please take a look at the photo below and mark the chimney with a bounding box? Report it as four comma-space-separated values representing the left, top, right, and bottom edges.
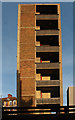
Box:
8, 94, 12, 98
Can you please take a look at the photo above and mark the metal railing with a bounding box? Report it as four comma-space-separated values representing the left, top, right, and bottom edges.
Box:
2, 105, 75, 115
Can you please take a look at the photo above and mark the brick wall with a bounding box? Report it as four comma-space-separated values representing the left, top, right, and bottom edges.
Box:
18, 4, 35, 107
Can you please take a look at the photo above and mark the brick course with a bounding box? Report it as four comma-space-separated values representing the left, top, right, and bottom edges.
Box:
20, 28, 35, 44
20, 78, 35, 95
20, 44, 35, 59
20, 13, 35, 27
20, 96, 35, 107
21, 5, 35, 13
20, 61, 35, 77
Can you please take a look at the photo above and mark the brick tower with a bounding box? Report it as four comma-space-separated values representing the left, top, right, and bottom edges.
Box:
17, 4, 63, 107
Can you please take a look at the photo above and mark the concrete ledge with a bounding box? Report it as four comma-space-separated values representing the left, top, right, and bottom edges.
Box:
36, 46, 59, 52
36, 80, 60, 87
36, 15, 58, 20
36, 30, 59, 36
36, 98, 60, 104
36, 63, 59, 69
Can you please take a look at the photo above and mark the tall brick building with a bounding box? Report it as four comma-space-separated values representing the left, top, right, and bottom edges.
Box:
17, 4, 63, 107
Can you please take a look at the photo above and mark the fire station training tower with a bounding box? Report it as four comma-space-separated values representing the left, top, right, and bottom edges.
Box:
17, 4, 63, 107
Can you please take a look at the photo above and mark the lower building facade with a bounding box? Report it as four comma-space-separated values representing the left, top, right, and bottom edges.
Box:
2, 94, 17, 108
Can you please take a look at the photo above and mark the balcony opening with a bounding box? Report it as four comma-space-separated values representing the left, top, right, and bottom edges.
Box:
36, 52, 59, 63
36, 35, 59, 46
36, 5, 58, 15
37, 86, 60, 97
36, 69, 59, 80
36, 20, 58, 30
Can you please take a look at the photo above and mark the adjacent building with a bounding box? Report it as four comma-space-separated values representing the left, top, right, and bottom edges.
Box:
2, 94, 17, 107
67, 86, 75, 106
67, 86, 75, 113
17, 4, 63, 107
